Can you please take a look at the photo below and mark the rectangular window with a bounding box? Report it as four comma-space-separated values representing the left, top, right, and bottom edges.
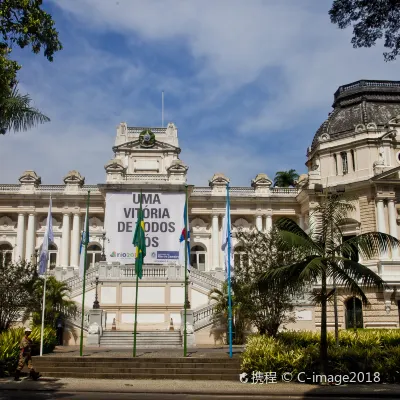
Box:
342, 235, 359, 262
333, 154, 338, 175
341, 152, 348, 175
351, 150, 356, 171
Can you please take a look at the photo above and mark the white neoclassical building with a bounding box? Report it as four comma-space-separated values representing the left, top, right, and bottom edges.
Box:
1, 80, 400, 345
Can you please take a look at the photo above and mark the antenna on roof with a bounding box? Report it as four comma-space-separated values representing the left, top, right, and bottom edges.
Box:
162, 90, 164, 127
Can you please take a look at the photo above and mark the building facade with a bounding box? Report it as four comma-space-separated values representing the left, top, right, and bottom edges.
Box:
1, 80, 400, 344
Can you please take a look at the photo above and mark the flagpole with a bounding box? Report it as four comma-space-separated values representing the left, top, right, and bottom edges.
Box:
39, 271, 47, 356
183, 184, 188, 357
133, 189, 142, 357
227, 183, 233, 358
40, 195, 51, 357
80, 190, 90, 357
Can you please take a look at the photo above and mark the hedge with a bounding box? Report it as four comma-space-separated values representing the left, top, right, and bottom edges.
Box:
241, 330, 400, 384
0, 326, 57, 377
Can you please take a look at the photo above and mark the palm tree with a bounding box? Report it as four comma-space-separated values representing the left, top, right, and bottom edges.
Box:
0, 86, 50, 135
208, 283, 246, 344
273, 169, 299, 187
24, 276, 76, 328
261, 194, 400, 374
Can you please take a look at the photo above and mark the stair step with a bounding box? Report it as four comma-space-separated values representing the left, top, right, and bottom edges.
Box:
40, 372, 240, 380
36, 367, 240, 374
34, 362, 240, 368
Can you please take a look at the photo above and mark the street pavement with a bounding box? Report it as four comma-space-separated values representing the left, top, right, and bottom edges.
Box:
0, 377, 399, 399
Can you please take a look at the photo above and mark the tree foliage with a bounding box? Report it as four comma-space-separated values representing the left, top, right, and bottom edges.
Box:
0, 0, 62, 134
330, 0, 400, 61
273, 169, 299, 187
23, 276, 76, 328
261, 194, 400, 374
0, 260, 38, 333
234, 227, 305, 337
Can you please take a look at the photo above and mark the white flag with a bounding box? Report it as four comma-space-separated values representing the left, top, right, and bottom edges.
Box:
221, 199, 233, 278
79, 209, 89, 278
38, 198, 54, 275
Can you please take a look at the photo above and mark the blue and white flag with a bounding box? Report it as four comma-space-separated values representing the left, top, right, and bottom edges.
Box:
221, 194, 233, 278
38, 198, 54, 275
79, 209, 89, 278
179, 202, 191, 272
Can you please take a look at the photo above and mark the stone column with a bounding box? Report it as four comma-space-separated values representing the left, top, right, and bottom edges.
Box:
61, 213, 71, 267
299, 215, 305, 230
265, 215, 272, 232
71, 213, 81, 267
25, 213, 36, 263
212, 214, 219, 270
376, 199, 387, 259
376, 199, 386, 233
255, 215, 262, 231
16, 213, 26, 261
388, 199, 399, 259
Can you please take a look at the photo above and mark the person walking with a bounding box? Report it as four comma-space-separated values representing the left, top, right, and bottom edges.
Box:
14, 327, 40, 381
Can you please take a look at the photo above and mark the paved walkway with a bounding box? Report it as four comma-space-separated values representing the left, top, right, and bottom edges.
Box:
0, 377, 399, 398
37, 345, 243, 358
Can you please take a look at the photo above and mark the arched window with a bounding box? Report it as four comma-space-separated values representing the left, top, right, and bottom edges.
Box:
345, 297, 363, 329
190, 245, 206, 271
87, 244, 102, 268
234, 246, 248, 270
0, 243, 13, 267
341, 152, 348, 175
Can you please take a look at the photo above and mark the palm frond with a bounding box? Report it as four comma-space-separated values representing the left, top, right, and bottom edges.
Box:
0, 87, 50, 134
276, 217, 323, 255
337, 232, 400, 260
327, 258, 387, 305
259, 255, 323, 296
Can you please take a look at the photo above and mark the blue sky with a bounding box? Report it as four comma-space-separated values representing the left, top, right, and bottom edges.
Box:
1, 0, 399, 186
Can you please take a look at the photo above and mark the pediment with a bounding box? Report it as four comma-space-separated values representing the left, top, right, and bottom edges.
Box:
19, 170, 41, 185
371, 166, 400, 182
39, 217, 61, 230
64, 170, 85, 185
89, 217, 103, 230
113, 139, 180, 153
191, 218, 210, 231
232, 217, 251, 231
166, 159, 188, 173
0, 216, 16, 230
104, 159, 126, 172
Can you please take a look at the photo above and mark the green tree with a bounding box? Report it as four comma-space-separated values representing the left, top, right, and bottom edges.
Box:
261, 194, 400, 374
234, 227, 305, 337
329, 0, 400, 62
273, 169, 299, 187
0, 0, 62, 134
23, 276, 76, 328
0, 260, 38, 332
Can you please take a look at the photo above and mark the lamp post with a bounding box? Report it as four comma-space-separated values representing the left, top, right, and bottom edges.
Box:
100, 232, 109, 262
92, 275, 102, 309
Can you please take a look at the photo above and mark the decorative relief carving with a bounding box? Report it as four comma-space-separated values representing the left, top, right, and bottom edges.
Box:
89, 217, 103, 230
0, 216, 15, 230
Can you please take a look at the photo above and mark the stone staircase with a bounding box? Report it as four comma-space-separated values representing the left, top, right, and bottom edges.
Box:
99, 330, 182, 348
32, 356, 241, 380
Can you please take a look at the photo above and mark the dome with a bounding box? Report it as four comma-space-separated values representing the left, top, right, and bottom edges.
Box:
311, 80, 400, 151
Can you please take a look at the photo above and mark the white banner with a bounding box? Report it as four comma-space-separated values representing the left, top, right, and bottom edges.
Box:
105, 192, 185, 264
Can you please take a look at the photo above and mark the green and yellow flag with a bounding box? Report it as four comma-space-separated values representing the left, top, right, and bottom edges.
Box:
133, 195, 146, 279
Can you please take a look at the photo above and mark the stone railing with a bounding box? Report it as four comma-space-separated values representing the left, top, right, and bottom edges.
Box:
58, 263, 223, 297
127, 127, 167, 135
190, 269, 223, 290
191, 187, 298, 197
0, 184, 101, 194
124, 174, 169, 182
270, 187, 298, 195
62, 302, 91, 331
193, 303, 215, 331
